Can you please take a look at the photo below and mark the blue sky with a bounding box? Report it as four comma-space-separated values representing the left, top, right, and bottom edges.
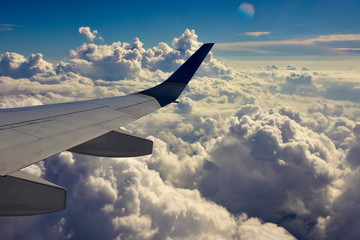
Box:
1, 0, 359, 59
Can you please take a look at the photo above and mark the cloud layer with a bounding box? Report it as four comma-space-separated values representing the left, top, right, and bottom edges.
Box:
1, 28, 360, 240
215, 34, 360, 55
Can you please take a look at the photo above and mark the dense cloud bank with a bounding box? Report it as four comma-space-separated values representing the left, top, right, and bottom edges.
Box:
0, 152, 295, 240
200, 110, 339, 238
1, 28, 360, 240
0, 29, 234, 104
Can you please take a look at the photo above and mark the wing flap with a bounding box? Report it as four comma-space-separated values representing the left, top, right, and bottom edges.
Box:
0, 171, 66, 216
69, 129, 153, 157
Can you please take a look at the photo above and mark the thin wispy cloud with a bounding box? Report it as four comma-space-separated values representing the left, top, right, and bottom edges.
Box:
0, 24, 21, 31
332, 47, 360, 51
240, 32, 272, 37
215, 34, 360, 54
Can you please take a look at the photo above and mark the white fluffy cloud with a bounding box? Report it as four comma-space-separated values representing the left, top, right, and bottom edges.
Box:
285, 73, 312, 85
0, 52, 54, 78
0, 29, 295, 240
237, 214, 295, 240
68, 28, 236, 81
199, 109, 341, 239
1, 28, 360, 240
79, 27, 102, 42
0, 152, 294, 240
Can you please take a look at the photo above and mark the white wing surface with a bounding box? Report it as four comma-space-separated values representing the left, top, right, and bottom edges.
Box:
0, 43, 214, 215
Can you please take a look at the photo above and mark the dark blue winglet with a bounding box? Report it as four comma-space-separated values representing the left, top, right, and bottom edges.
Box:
139, 43, 214, 107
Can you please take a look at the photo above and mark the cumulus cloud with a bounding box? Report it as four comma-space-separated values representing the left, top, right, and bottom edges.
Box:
0, 152, 294, 240
199, 108, 341, 239
325, 167, 360, 240
0, 73, 117, 104
0, 28, 236, 105
275, 72, 316, 97
286, 65, 297, 70
323, 82, 360, 102
266, 64, 278, 70
129, 97, 360, 240
172, 29, 201, 52
285, 73, 312, 84
237, 214, 296, 240
315, 123, 360, 239
68, 40, 147, 80
0, 28, 294, 240
301, 67, 309, 71
0, 95, 43, 109
67, 29, 236, 81
0, 52, 54, 78
175, 97, 195, 114
2, 28, 360, 240
134, 98, 360, 240
79, 27, 102, 42
260, 66, 360, 104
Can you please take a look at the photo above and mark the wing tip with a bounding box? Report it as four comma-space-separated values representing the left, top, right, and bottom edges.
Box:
204, 43, 215, 46
202, 43, 215, 50
139, 43, 214, 107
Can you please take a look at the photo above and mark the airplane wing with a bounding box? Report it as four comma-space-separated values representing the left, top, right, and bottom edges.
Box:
0, 43, 214, 216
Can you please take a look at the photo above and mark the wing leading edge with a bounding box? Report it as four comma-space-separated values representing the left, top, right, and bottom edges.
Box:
0, 43, 214, 216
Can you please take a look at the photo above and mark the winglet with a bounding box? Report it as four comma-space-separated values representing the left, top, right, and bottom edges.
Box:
140, 43, 214, 106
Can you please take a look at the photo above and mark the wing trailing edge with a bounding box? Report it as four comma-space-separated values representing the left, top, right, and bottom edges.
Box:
68, 129, 153, 157
0, 171, 66, 216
